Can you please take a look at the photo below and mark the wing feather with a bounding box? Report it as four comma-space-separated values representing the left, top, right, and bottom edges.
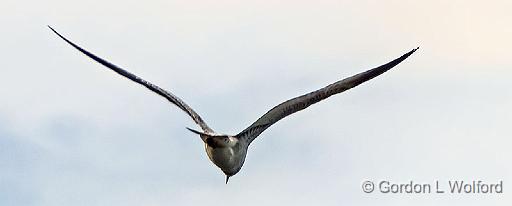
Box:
49, 26, 214, 133
237, 48, 418, 143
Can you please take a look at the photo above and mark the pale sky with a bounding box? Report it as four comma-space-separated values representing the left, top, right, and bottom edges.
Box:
1, 0, 511, 205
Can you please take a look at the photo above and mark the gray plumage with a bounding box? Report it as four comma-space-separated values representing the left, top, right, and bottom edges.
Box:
49, 26, 418, 183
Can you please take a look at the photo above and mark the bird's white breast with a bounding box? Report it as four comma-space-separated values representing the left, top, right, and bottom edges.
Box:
205, 141, 247, 175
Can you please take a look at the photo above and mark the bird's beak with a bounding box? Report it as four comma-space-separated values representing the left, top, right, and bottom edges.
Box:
186, 127, 211, 143
225, 175, 230, 184
186, 127, 205, 135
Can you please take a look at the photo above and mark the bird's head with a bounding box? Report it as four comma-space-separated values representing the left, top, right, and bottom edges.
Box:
186, 127, 238, 148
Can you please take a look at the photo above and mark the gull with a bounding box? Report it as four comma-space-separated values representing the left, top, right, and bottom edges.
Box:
48, 26, 418, 184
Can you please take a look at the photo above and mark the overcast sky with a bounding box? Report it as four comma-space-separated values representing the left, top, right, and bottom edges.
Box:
1, 0, 511, 205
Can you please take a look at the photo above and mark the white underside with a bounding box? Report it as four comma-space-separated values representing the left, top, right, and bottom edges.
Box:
205, 143, 247, 175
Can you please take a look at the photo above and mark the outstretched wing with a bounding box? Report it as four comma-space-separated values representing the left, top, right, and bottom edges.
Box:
237, 47, 418, 144
49, 26, 215, 134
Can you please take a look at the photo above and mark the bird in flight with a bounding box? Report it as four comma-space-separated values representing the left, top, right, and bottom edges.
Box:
48, 26, 418, 184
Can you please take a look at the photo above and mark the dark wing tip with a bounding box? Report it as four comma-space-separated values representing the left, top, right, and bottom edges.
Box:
47, 26, 64, 40
405, 46, 419, 58
408, 46, 419, 56
47, 25, 60, 37
385, 47, 419, 69
47, 25, 81, 51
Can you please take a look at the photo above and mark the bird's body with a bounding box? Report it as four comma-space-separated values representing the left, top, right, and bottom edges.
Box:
186, 129, 247, 179
48, 26, 418, 183
206, 137, 247, 176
